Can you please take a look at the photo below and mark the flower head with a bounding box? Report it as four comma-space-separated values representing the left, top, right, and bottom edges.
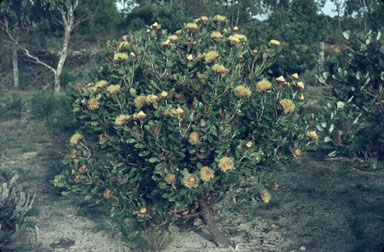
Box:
70, 133, 83, 145
214, 15, 226, 22
146, 94, 160, 104
186, 23, 198, 30
218, 156, 234, 172
115, 114, 130, 125
227, 35, 240, 43
88, 98, 100, 110
296, 81, 305, 90
212, 64, 229, 74
306, 131, 319, 141
168, 35, 178, 42
200, 166, 214, 182
269, 39, 281, 47
183, 174, 199, 189
119, 41, 129, 50
164, 173, 175, 184
107, 85, 121, 95
79, 164, 88, 173
113, 52, 128, 61
291, 73, 299, 80
188, 132, 200, 145
95, 80, 108, 88
292, 147, 303, 159
137, 206, 148, 217
280, 99, 295, 113
151, 22, 158, 29
159, 91, 169, 98
205, 51, 219, 63
260, 189, 271, 203
134, 111, 147, 120
134, 96, 147, 108
234, 85, 252, 97
210, 31, 223, 39
171, 107, 185, 117
70, 149, 77, 158
200, 16, 209, 23
186, 54, 194, 61
103, 188, 112, 199
276, 76, 286, 85
256, 79, 272, 92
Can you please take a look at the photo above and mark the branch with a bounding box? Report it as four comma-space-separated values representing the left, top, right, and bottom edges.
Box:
2, 22, 56, 74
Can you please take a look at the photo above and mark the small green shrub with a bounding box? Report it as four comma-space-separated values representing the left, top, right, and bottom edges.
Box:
0, 94, 23, 119
318, 30, 384, 164
29, 91, 78, 132
56, 16, 314, 249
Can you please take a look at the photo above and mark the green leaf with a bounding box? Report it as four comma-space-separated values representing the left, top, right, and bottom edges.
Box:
61, 191, 71, 196
85, 195, 92, 200
148, 157, 159, 163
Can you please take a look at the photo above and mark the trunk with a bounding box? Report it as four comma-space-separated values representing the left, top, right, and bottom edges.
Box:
55, 16, 72, 92
198, 197, 234, 248
12, 42, 19, 88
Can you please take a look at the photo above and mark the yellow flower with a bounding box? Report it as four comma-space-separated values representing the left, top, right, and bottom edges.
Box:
107, 85, 121, 95
210, 31, 223, 39
218, 156, 234, 172
256, 79, 272, 92
260, 189, 271, 203
185, 23, 198, 30
113, 52, 129, 61
233, 26, 239, 32
214, 15, 227, 22
200, 166, 214, 182
234, 85, 252, 97
306, 131, 319, 141
183, 174, 199, 189
137, 206, 148, 217
227, 35, 240, 43
276, 75, 286, 84
168, 35, 178, 42
119, 41, 129, 50
159, 91, 169, 98
115, 114, 130, 125
151, 22, 158, 29
129, 52, 136, 59
280, 99, 295, 113
188, 132, 200, 145
296, 81, 305, 90
171, 107, 185, 117
95, 80, 108, 88
292, 147, 303, 159
200, 16, 209, 23
70, 149, 77, 158
146, 94, 159, 104
103, 188, 112, 199
79, 164, 88, 173
186, 54, 194, 61
134, 111, 147, 120
162, 40, 171, 46
162, 108, 171, 116
291, 73, 299, 80
299, 94, 305, 100
245, 141, 253, 149
88, 98, 100, 110
228, 34, 247, 43
134, 96, 147, 108
175, 30, 182, 35
70, 133, 83, 145
164, 173, 175, 184
212, 64, 229, 74
269, 39, 281, 47
205, 51, 219, 63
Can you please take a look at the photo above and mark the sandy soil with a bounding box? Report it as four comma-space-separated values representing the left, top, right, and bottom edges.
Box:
1, 115, 384, 252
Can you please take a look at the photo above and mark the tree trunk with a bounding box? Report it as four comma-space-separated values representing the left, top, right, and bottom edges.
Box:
12, 42, 19, 88
198, 197, 234, 248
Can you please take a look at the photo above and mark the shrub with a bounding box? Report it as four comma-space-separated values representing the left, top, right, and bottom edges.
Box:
56, 16, 313, 249
318, 30, 384, 164
0, 173, 35, 249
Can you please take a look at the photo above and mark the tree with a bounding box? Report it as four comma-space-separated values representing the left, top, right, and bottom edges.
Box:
1, 0, 81, 92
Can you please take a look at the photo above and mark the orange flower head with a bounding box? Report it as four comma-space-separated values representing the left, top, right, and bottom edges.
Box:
200, 166, 214, 182
183, 174, 199, 189
218, 156, 234, 172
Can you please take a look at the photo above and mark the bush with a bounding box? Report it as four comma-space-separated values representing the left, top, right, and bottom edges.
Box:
318, 30, 384, 164
29, 91, 78, 132
55, 16, 314, 249
0, 173, 35, 250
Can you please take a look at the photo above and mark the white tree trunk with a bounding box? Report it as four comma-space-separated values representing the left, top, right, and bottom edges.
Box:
12, 42, 19, 88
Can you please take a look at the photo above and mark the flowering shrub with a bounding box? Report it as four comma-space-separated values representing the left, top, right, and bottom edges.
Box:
318, 30, 384, 166
55, 16, 312, 248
